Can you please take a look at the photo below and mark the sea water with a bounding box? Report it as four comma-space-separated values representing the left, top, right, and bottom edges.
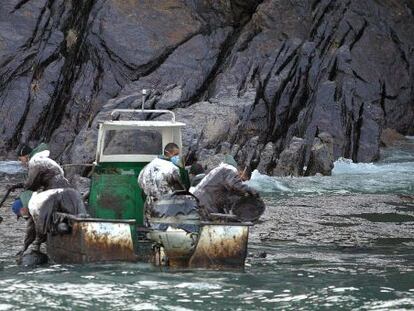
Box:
0, 138, 413, 310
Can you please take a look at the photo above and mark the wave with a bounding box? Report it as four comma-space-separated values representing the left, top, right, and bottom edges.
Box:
332, 157, 414, 175
0, 161, 25, 174
249, 156, 414, 196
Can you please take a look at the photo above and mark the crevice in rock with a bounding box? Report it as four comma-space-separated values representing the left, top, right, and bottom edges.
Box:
349, 19, 367, 50
24, 4, 49, 48
34, 0, 96, 142
7, 51, 61, 150
343, 108, 353, 159
97, 28, 204, 84
319, 26, 335, 56
353, 101, 364, 161
11, 0, 31, 13
379, 81, 387, 119
98, 38, 128, 67
313, 0, 350, 56
352, 69, 367, 83
185, 27, 239, 104
275, 45, 302, 76
135, 30, 204, 80
10, 78, 35, 147
236, 26, 262, 53
83, 57, 105, 128
236, 64, 255, 96
230, 1, 263, 27
310, 0, 336, 38
389, 27, 410, 71
0, 51, 37, 96
311, 0, 323, 12
240, 44, 288, 139
268, 54, 301, 142
328, 58, 338, 81
289, 82, 310, 130
338, 25, 352, 48
185, 6, 262, 105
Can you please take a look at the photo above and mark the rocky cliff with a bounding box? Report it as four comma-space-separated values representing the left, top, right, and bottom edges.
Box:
1, 0, 413, 174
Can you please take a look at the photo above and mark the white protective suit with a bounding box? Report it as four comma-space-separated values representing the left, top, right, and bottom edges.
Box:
25, 150, 71, 191
19, 188, 87, 255
192, 163, 259, 216
138, 157, 185, 215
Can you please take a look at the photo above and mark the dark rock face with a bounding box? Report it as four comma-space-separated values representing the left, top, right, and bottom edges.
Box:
273, 137, 305, 176
305, 132, 334, 176
380, 128, 409, 147
1, 0, 413, 174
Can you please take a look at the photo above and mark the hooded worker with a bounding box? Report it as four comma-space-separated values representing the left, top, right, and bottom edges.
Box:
9, 144, 71, 224
23, 146, 71, 191
10, 143, 70, 192
138, 142, 187, 218
12, 188, 88, 256
10, 143, 74, 256
9, 143, 71, 212
192, 155, 265, 222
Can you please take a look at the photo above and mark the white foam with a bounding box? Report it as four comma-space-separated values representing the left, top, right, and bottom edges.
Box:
249, 170, 291, 193
248, 150, 414, 196
332, 157, 414, 175
0, 161, 25, 174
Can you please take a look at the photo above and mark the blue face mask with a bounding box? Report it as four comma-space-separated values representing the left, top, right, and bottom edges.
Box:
170, 155, 181, 167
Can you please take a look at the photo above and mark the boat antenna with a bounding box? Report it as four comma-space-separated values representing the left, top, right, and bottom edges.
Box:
141, 89, 147, 111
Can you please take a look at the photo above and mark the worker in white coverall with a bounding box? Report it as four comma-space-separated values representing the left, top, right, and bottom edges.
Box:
138, 142, 186, 218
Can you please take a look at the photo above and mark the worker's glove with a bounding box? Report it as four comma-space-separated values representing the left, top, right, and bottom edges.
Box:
7, 183, 24, 192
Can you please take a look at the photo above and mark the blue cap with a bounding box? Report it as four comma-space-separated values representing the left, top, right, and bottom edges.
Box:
12, 198, 23, 216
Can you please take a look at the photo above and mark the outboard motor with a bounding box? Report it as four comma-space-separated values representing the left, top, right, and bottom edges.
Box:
148, 191, 200, 267
151, 191, 200, 232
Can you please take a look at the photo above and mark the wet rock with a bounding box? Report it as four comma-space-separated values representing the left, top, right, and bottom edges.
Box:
256, 143, 275, 175
175, 101, 240, 153
16, 250, 48, 267
273, 137, 305, 177
198, 152, 226, 172
0, 0, 413, 174
234, 136, 262, 170
305, 132, 334, 176
380, 128, 408, 147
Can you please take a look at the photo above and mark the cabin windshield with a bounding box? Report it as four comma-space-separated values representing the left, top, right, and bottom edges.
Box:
103, 129, 163, 155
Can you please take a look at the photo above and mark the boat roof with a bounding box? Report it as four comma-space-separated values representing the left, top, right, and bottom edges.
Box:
101, 120, 186, 129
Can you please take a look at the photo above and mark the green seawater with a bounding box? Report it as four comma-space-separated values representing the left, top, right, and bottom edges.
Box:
0, 138, 413, 310
0, 242, 413, 310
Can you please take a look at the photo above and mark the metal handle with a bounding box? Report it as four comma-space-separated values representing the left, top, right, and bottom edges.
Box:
110, 109, 176, 122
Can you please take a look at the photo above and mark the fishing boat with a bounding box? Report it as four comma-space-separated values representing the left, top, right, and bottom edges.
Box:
47, 91, 252, 269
